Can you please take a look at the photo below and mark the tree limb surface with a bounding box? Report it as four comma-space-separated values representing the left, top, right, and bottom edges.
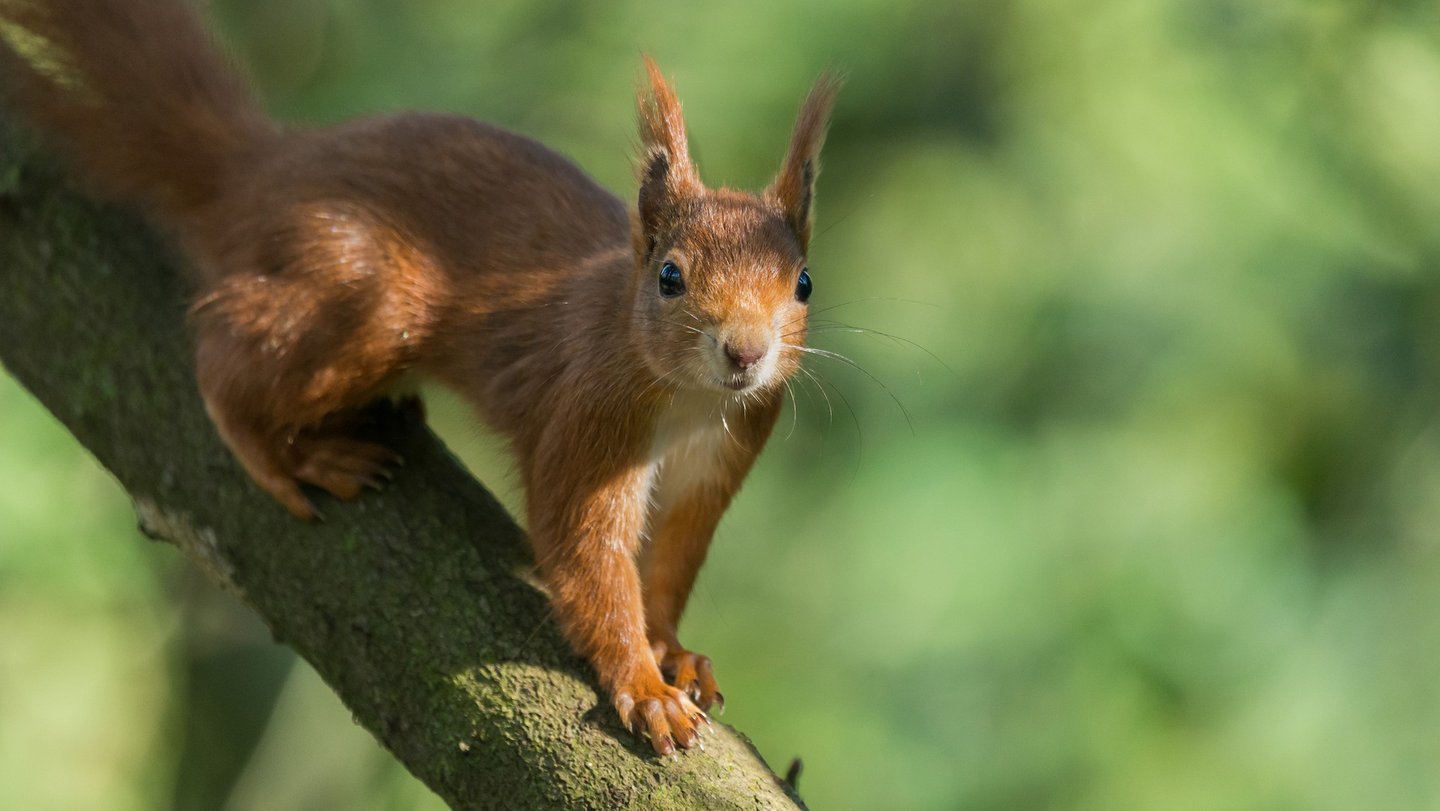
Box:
0, 116, 805, 810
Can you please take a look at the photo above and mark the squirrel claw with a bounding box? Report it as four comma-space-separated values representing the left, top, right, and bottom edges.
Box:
290, 435, 403, 503
655, 645, 723, 713
267, 477, 320, 521
614, 680, 705, 757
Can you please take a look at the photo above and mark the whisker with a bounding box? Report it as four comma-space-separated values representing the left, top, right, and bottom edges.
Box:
777, 296, 939, 338
814, 200, 863, 239
632, 316, 708, 338
778, 376, 802, 442
791, 345, 914, 435
636, 354, 692, 404
795, 364, 834, 429
798, 363, 863, 469
513, 605, 559, 659
804, 323, 956, 379
807, 297, 942, 318
719, 403, 738, 447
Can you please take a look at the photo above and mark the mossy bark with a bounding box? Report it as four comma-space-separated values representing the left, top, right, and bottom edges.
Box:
0, 117, 806, 810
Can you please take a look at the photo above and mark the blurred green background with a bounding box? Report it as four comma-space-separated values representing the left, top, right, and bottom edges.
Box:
6, 0, 1440, 808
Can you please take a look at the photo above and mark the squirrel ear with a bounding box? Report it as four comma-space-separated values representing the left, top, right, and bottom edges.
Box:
636, 56, 700, 257
768, 72, 842, 251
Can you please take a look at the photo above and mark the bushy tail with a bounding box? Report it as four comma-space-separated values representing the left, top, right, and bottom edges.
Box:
0, 0, 276, 221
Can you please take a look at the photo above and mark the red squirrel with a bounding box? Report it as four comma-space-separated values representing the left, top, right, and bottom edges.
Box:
0, 0, 837, 755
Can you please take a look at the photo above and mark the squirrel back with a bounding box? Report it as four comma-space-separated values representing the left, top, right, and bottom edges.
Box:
0, 0, 275, 222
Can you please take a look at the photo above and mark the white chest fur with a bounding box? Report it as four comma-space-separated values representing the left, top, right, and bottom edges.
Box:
647, 390, 735, 514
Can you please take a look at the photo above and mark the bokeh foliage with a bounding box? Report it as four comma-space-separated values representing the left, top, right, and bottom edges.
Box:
5, 0, 1440, 808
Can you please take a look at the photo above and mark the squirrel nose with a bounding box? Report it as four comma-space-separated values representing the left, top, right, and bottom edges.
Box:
724, 341, 767, 371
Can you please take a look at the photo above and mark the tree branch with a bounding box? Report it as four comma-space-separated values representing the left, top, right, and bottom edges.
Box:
0, 115, 805, 810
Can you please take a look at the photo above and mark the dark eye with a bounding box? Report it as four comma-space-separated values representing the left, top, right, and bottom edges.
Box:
658, 260, 686, 298
795, 267, 813, 303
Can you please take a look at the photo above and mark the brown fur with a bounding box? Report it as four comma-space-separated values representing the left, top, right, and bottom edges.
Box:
0, 0, 839, 755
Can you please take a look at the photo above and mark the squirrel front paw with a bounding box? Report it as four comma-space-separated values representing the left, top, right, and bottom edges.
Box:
652, 641, 723, 714
613, 674, 709, 756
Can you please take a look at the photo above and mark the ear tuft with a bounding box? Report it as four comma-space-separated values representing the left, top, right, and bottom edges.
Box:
768, 72, 843, 251
637, 56, 694, 176
635, 56, 700, 257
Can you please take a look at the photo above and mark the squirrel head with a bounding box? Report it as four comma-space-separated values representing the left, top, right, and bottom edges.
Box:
630, 58, 840, 398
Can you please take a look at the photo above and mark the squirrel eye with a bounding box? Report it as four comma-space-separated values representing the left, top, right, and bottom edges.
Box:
795, 267, 813, 303
658, 260, 686, 298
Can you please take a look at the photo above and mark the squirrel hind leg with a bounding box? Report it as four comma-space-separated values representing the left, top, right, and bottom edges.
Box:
204, 396, 406, 520
190, 242, 426, 517
290, 432, 401, 503
195, 321, 410, 519
204, 399, 322, 520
